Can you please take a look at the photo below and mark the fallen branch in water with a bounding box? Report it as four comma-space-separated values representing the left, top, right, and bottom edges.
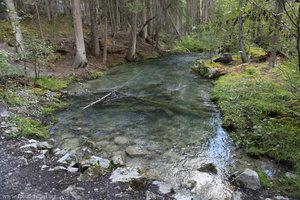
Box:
82, 91, 115, 110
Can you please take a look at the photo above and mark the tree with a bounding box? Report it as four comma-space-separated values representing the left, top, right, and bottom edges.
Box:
72, 0, 87, 68
238, 0, 249, 63
5, 0, 25, 53
125, 0, 138, 61
283, 0, 300, 72
89, 0, 100, 57
269, 0, 284, 67
103, 0, 108, 64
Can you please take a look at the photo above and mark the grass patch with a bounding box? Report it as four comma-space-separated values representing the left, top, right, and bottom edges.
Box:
248, 46, 266, 58
35, 76, 68, 91
40, 98, 67, 116
87, 69, 104, 80
211, 63, 300, 198
257, 169, 270, 189
11, 116, 49, 140
1, 90, 25, 106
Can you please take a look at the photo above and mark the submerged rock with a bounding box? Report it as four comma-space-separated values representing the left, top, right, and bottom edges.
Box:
112, 154, 125, 166
235, 168, 261, 190
126, 145, 149, 156
198, 163, 218, 175
114, 136, 129, 145
110, 167, 143, 183
152, 181, 173, 194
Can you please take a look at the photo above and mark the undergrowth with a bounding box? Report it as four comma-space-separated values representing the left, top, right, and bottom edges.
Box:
10, 116, 49, 140
211, 62, 300, 198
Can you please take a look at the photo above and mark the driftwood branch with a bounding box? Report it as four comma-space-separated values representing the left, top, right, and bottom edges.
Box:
82, 91, 114, 110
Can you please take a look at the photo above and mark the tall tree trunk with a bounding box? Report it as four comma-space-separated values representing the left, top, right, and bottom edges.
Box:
269, 0, 284, 67
72, 0, 87, 68
141, 0, 148, 40
5, 0, 25, 53
147, 0, 154, 38
35, 2, 44, 41
103, 0, 108, 64
89, 0, 100, 57
125, 0, 137, 61
296, 3, 300, 72
238, 0, 248, 63
45, 0, 52, 21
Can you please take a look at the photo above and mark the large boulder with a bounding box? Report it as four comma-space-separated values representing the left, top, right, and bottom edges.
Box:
234, 168, 261, 190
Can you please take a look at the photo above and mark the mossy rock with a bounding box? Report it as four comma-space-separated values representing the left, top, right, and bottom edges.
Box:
192, 61, 220, 79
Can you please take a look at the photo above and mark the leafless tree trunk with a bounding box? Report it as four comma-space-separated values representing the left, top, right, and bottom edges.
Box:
141, 0, 148, 40
5, 0, 25, 53
72, 0, 87, 68
103, 0, 108, 64
126, 0, 138, 61
89, 0, 100, 57
238, 0, 248, 63
45, 0, 52, 21
269, 0, 284, 67
35, 2, 45, 41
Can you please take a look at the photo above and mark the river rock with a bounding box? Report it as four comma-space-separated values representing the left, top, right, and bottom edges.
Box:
275, 196, 289, 200
231, 191, 242, 200
235, 168, 261, 190
110, 167, 143, 183
174, 194, 193, 200
153, 181, 173, 194
80, 156, 110, 169
112, 154, 125, 166
126, 145, 149, 156
114, 136, 129, 145
61, 138, 80, 150
146, 190, 157, 200
37, 141, 53, 150
57, 153, 72, 164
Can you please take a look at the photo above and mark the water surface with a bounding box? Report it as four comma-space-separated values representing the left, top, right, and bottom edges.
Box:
55, 54, 233, 199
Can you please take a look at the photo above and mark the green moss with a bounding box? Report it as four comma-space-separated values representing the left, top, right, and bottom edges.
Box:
257, 169, 270, 188
87, 70, 104, 80
173, 35, 203, 52
211, 62, 300, 198
0, 20, 14, 40
35, 76, 68, 91
40, 98, 67, 116
11, 116, 49, 139
248, 46, 266, 59
2, 90, 25, 106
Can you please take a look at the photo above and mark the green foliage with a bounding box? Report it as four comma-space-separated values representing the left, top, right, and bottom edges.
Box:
212, 62, 300, 197
174, 35, 203, 52
211, 64, 300, 165
87, 69, 104, 80
40, 98, 67, 117
274, 176, 300, 198
248, 46, 266, 59
1, 90, 24, 106
0, 50, 22, 77
35, 76, 68, 91
257, 169, 270, 188
11, 116, 49, 140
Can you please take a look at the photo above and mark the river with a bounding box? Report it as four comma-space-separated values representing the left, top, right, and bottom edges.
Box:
54, 54, 234, 199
